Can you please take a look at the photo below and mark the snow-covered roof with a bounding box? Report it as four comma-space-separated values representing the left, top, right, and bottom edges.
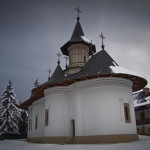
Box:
81, 36, 94, 44
134, 96, 150, 107
110, 65, 142, 78
133, 88, 150, 108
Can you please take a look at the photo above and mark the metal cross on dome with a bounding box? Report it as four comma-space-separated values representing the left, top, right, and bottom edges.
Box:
47, 68, 52, 80
75, 6, 82, 19
56, 51, 62, 64
99, 33, 105, 50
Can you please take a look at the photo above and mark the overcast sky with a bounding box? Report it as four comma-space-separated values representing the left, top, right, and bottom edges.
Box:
0, 0, 150, 103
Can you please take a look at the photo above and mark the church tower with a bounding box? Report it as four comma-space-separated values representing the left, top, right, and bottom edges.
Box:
61, 7, 96, 74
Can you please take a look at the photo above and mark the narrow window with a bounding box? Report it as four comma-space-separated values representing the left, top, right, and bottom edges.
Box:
45, 109, 49, 126
70, 119, 75, 138
35, 116, 38, 129
72, 120, 75, 138
124, 103, 131, 123
84, 56, 86, 63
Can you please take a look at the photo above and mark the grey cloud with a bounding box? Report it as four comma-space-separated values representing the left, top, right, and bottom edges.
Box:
0, 0, 149, 102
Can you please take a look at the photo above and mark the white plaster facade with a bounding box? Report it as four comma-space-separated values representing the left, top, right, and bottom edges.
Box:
28, 77, 137, 140
28, 97, 44, 138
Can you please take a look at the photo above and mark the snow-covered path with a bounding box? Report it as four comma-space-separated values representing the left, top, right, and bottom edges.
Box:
0, 136, 149, 150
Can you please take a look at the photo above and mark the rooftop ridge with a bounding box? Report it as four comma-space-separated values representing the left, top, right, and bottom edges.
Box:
70, 18, 84, 41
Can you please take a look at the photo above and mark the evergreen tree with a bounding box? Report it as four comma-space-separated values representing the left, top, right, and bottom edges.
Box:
33, 79, 40, 88
0, 80, 22, 138
18, 110, 28, 138
0, 94, 3, 131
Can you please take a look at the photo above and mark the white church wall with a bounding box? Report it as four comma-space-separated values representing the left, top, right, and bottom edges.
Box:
28, 97, 44, 138
68, 86, 84, 137
44, 88, 69, 137
68, 77, 137, 136
28, 77, 137, 139
27, 107, 32, 138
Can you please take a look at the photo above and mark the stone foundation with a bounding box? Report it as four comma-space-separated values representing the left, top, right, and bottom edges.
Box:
28, 134, 138, 144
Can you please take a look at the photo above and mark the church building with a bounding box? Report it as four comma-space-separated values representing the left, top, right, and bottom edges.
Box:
20, 8, 147, 143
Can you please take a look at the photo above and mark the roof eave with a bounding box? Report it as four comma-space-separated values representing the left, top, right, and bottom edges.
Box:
61, 41, 96, 56
19, 73, 147, 110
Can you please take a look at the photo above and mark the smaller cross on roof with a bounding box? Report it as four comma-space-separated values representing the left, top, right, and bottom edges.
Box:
56, 51, 62, 64
63, 56, 69, 68
47, 68, 52, 80
99, 33, 105, 50
75, 6, 82, 20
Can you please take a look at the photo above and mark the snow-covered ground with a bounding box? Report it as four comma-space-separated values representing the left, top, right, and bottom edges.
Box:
0, 135, 150, 150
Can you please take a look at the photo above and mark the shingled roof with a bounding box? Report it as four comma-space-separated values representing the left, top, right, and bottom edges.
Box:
48, 50, 118, 82
70, 17, 84, 42
34, 49, 147, 91
20, 48, 147, 110
61, 17, 96, 56
50, 64, 64, 83
73, 49, 119, 78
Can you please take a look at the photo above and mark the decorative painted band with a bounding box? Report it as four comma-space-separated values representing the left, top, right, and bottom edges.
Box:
28, 134, 138, 144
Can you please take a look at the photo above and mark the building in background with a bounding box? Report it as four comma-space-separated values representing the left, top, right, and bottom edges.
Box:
133, 87, 150, 135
